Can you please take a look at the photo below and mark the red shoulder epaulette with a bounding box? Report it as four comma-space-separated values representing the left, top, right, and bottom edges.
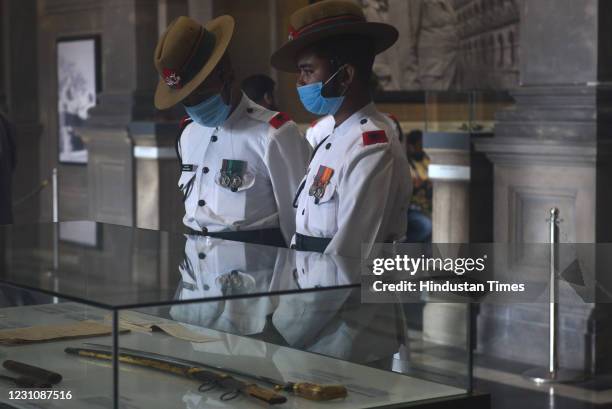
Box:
362, 130, 388, 146
179, 115, 193, 131
269, 112, 291, 129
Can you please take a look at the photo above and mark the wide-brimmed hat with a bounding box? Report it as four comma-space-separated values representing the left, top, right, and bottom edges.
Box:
271, 0, 398, 73
154, 15, 234, 110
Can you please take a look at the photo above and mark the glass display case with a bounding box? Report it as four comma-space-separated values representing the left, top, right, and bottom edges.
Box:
0, 222, 487, 409
423, 90, 514, 134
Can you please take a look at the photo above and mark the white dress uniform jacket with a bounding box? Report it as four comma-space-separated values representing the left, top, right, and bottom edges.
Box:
294, 102, 412, 259
178, 93, 311, 244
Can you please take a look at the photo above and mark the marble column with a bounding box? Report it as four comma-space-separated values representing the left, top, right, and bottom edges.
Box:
423, 132, 471, 346
473, 0, 612, 373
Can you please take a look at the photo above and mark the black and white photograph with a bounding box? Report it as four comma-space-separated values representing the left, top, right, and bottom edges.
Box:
57, 37, 99, 165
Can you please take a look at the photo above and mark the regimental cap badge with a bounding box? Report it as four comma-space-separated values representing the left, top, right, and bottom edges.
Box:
288, 25, 297, 41
162, 68, 183, 89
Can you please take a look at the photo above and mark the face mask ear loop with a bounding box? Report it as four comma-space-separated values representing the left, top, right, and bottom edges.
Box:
323, 64, 349, 98
323, 64, 347, 87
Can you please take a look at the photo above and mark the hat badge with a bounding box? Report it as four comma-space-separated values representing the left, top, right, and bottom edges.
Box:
288, 25, 298, 41
162, 68, 182, 89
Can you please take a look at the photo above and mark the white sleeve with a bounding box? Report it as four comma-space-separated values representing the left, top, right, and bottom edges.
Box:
324, 144, 397, 259
265, 122, 312, 246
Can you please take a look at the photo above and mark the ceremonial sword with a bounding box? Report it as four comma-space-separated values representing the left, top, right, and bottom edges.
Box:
65, 346, 286, 405
83, 343, 347, 401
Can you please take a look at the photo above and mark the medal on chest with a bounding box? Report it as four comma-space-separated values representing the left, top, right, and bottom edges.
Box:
308, 165, 334, 203
218, 159, 247, 192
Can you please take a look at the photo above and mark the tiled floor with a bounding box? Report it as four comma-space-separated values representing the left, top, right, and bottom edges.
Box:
476, 378, 609, 409
398, 334, 612, 409
474, 355, 612, 409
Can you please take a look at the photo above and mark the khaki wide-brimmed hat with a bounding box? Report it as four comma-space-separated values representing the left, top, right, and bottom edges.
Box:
154, 15, 235, 110
271, 0, 398, 73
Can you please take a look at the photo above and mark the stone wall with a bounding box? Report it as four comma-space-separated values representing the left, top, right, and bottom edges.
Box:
453, 0, 520, 89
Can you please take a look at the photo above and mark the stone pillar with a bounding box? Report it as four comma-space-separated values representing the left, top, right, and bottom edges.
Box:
473, 0, 612, 373
130, 121, 183, 231
428, 149, 470, 243
188, 0, 213, 23
159, 0, 188, 29
423, 132, 471, 346
0, 0, 42, 223
82, 0, 186, 228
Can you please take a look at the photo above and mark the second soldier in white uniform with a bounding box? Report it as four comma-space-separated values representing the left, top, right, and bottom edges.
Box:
271, 0, 412, 258
154, 16, 311, 247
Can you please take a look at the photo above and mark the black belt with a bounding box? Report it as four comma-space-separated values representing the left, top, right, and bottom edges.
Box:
293, 233, 332, 253
186, 227, 286, 248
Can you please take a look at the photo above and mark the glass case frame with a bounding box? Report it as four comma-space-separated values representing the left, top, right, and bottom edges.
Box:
0, 221, 488, 409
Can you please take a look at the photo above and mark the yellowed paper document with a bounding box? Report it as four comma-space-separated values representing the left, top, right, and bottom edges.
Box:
0, 320, 128, 345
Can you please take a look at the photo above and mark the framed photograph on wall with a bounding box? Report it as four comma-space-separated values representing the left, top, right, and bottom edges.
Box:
56, 36, 101, 165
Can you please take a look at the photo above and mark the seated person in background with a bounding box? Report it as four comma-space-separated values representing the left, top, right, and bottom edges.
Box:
404, 130, 432, 243
241, 74, 278, 111
153, 16, 311, 247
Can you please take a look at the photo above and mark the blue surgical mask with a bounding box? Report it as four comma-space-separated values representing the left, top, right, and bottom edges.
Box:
297, 65, 347, 116
183, 93, 231, 128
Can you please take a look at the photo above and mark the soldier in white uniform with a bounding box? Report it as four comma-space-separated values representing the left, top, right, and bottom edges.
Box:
153, 16, 311, 247
271, 0, 412, 259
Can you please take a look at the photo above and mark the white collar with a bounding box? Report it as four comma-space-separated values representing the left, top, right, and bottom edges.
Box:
333, 102, 377, 136
219, 92, 249, 130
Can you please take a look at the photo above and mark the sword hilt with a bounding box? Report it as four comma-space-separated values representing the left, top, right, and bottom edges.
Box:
189, 369, 287, 405
287, 382, 348, 401
244, 384, 287, 405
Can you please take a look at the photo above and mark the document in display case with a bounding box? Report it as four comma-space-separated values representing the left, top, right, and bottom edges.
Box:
0, 222, 488, 409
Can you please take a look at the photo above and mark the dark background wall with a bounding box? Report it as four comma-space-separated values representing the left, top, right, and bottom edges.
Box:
1, 0, 42, 224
